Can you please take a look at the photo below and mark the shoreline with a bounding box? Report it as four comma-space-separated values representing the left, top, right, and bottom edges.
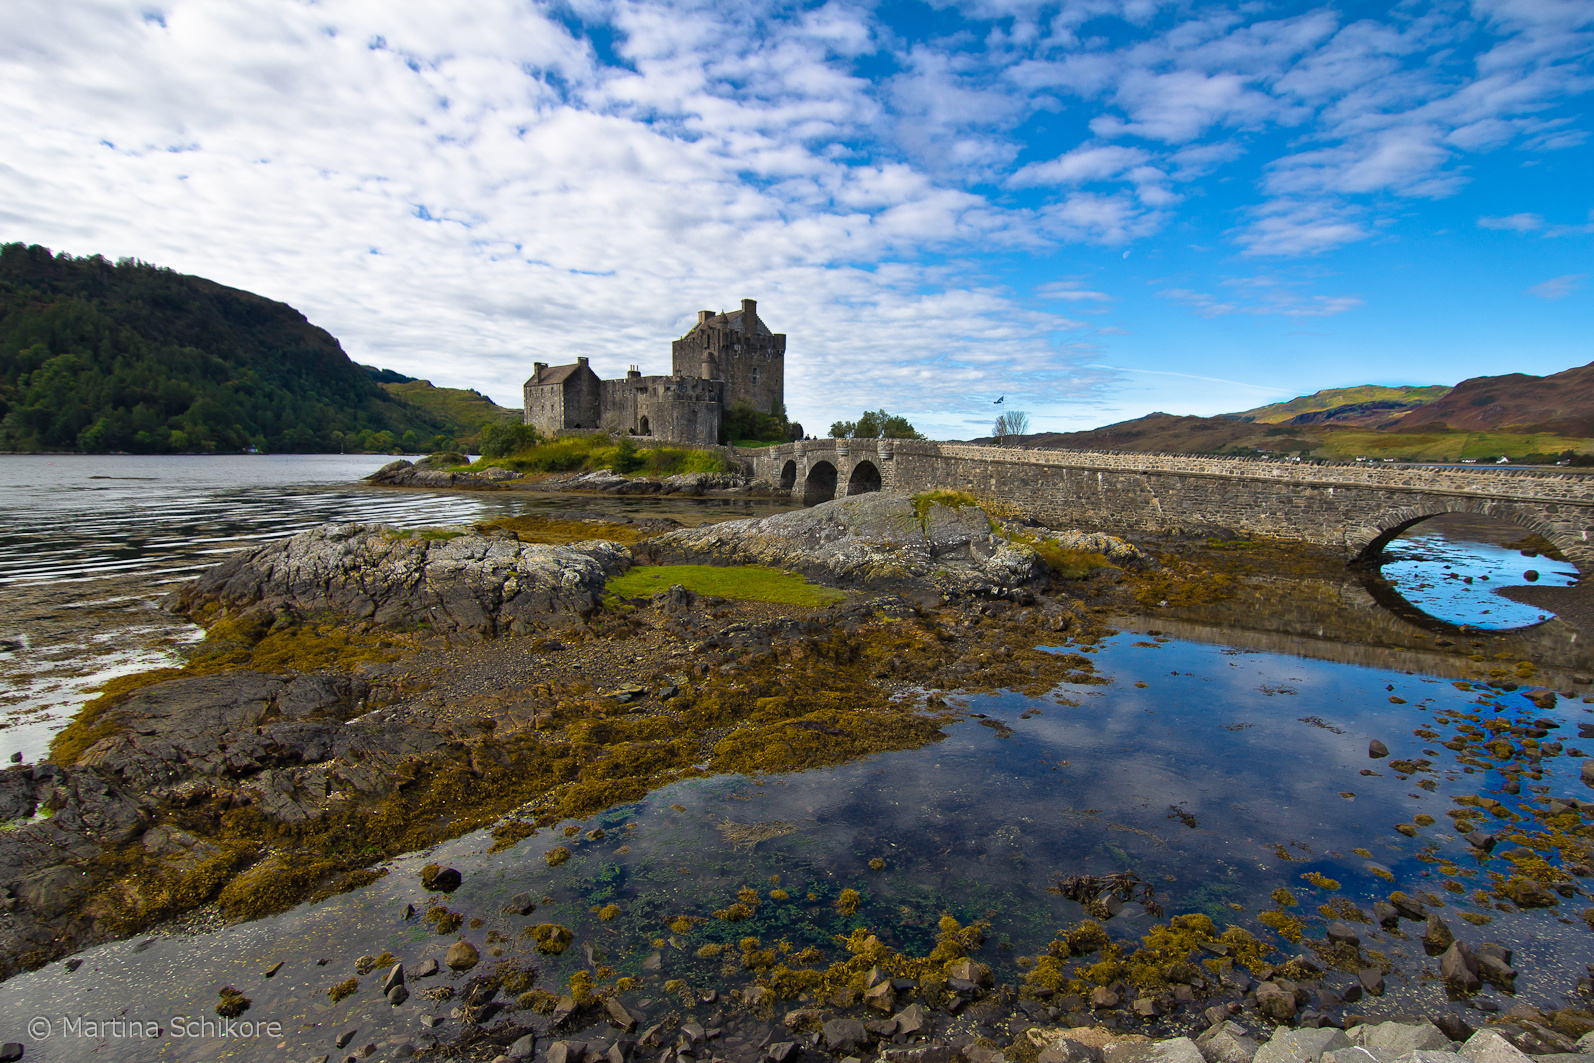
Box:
3, 492, 1593, 1062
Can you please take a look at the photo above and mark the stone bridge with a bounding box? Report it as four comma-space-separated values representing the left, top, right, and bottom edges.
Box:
736, 439, 1594, 569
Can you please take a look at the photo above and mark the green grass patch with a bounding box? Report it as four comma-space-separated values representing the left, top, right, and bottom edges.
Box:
475, 434, 734, 477
732, 439, 786, 449
607, 565, 846, 607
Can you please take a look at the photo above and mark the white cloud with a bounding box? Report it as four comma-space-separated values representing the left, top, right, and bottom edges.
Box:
0, 0, 1589, 439
1158, 276, 1364, 317
1008, 144, 1149, 187
1479, 212, 1548, 231
1528, 274, 1586, 298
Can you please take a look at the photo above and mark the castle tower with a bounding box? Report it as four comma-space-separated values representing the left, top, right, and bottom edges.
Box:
671, 298, 785, 415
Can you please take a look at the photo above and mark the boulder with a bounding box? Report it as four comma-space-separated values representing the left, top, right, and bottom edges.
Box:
1353, 1024, 1451, 1056
508, 1034, 538, 1060
1459, 1030, 1532, 1063
1198, 1023, 1262, 1063
1256, 984, 1298, 1024
1257, 1029, 1352, 1063
637, 494, 1047, 597
1041, 1039, 1105, 1063
823, 1019, 870, 1054
445, 940, 479, 971
1111, 1039, 1205, 1063
1440, 941, 1481, 992
167, 523, 632, 636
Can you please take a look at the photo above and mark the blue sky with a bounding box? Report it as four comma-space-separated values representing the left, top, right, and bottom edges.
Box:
1, 0, 1590, 438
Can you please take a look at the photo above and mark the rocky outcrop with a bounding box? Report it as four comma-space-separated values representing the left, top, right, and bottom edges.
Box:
0, 669, 474, 975
167, 523, 630, 635
538, 470, 773, 497
367, 459, 523, 488
636, 493, 1047, 598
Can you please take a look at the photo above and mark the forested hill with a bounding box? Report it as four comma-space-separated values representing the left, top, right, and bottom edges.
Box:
0, 242, 467, 454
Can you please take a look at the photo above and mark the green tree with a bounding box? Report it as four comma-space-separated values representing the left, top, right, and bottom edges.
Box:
828, 408, 923, 440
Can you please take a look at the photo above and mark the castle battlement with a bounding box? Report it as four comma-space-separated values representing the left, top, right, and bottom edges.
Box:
523, 300, 785, 445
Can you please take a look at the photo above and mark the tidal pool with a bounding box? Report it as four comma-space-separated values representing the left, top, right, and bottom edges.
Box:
1377, 514, 1580, 631
4, 632, 1590, 1061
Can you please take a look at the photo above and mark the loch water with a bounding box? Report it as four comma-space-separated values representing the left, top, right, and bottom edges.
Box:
1, 455, 1592, 1061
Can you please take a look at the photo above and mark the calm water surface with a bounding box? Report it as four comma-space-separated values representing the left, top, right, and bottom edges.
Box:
0, 454, 798, 761
1, 456, 1592, 1061
0, 634, 1590, 1060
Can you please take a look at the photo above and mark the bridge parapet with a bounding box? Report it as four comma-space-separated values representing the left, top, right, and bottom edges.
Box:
742, 439, 1594, 567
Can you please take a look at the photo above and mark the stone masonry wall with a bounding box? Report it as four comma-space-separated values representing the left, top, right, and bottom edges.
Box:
742, 440, 1594, 568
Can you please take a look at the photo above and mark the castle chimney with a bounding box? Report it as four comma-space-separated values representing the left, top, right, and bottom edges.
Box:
534, 361, 547, 379
741, 298, 756, 321
577, 357, 589, 367
698, 310, 712, 325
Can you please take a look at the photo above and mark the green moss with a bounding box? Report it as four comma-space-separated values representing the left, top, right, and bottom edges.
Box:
608, 564, 846, 607
327, 978, 358, 1002
479, 515, 647, 545
911, 490, 980, 525
488, 820, 536, 853
50, 669, 182, 764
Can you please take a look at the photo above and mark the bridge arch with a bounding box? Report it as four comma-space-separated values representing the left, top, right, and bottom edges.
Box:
803, 461, 838, 505
1351, 500, 1582, 569
846, 460, 882, 496
779, 460, 797, 492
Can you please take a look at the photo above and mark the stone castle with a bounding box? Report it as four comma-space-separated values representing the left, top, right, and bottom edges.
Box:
522, 298, 785, 445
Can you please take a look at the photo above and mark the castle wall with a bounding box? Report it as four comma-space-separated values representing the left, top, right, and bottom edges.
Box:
598, 375, 724, 445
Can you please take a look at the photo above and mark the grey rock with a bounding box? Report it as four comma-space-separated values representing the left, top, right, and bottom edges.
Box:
1440, 941, 1481, 992
893, 1004, 932, 1037
0, 1047, 22, 1063
445, 940, 479, 971
1256, 983, 1298, 1024
606, 996, 638, 1030
1385, 1053, 1465, 1063
1423, 915, 1454, 955
382, 962, 405, 994
504, 891, 537, 915
1358, 969, 1385, 997
387, 984, 410, 1006
1326, 922, 1360, 947
823, 1020, 869, 1054
1040, 1039, 1104, 1063
1372, 902, 1399, 928
412, 958, 439, 978
1325, 1050, 1398, 1063
1354, 1024, 1452, 1056
880, 1048, 956, 1063
548, 1042, 588, 1063
1198, 1023, 1261, 1063
1255, 1028, 1352, 1063
638, 494, 1047, 597
508, 1034, 537, 1060
1459, 1030, 1532, 1063
1370, 740, 1389, 758
337, 1029, 358, 1049
1465, 832, 1496, 853
167, 523, 632, 637
964, 1047, 1007, 1063
1107, 1039, 1205, 1063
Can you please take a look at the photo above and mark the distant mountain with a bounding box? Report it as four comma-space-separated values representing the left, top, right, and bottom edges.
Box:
0, 243, 486, 454
1395, 361, 1594, 435
1234, 385, 1450, 424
